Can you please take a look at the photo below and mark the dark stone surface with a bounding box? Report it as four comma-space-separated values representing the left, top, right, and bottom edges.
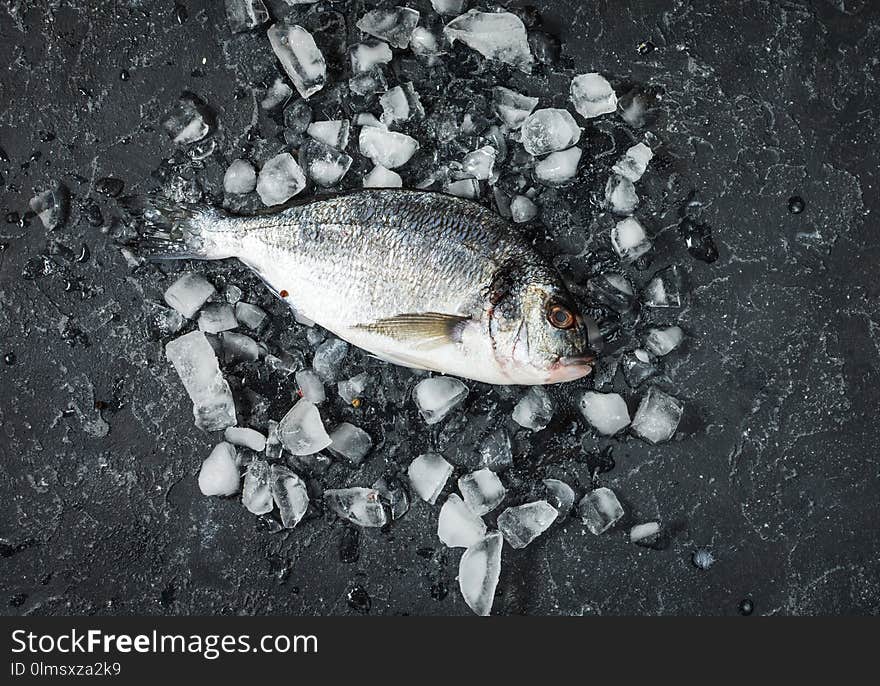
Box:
1, 0, 878, 616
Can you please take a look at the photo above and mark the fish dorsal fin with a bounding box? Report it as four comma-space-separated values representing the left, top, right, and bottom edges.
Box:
356, 312, 470, 349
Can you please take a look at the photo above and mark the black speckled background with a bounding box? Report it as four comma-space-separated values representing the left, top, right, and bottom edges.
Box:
1, 0, 878, 616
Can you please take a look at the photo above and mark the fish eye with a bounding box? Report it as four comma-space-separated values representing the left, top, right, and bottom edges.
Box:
547, 304, 575, 330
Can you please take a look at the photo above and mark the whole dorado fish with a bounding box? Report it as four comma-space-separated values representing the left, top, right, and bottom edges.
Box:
138, 189, 600, 385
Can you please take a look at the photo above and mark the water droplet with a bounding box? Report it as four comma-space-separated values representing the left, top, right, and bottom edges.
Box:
120, 69, 130, 81
430, 582, 448, 601
787, 195, 805, 214
346, 585, 371, 613
637, 40, 656, 54
6, 211, 19, 224
738, 598, 754, 616
174, 2, 188, 24
96, 177, 124, 197
4, 352, 16, 365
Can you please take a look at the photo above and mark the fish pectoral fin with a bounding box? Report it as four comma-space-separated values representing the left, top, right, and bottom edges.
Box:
355, 312, 470, 349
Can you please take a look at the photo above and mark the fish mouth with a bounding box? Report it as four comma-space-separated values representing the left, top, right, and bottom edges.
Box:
547, 354, 596, 383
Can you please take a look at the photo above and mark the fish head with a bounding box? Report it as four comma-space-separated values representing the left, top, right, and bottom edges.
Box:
486, 264, 601, 384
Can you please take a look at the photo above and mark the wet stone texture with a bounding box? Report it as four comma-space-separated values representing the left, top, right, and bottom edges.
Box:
1, 1, 878, 616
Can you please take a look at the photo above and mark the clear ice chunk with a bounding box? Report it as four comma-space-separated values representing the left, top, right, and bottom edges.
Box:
444, 11, 533, 73
198, 442, 240, 496
337, 372, 369, 404
645, 326, 684, 357
356, 6, 420, 49
261, 77, 293, 110
324, 487, 387, 527
542, 478, 575, 518
458, 532, 503, 616
578, 487, 624, 535
462, 146, 496, 180
162, 92, 213, 145
579, 391, 630, 435
224, 159, 257, 194
586, 272, 635, 313
363, 165, 403, 188
498, 500, 557, 548
445, 178, 479, 199
267, 23, 326, 99
408, 452, 453, 504
307, 120, 350, 149
198, 303, 238, 333
630, 521, 661, 544
220, 332, 260, 363
534, 147, 582, 185
277, 399, 332, 455
612, 142, 653, 182
478, 428, 513, 471
604, 174, 639, 216
328, 422, 372, 464
350, 42, 393, 73
242, 459, 273, 515
256, 152, 306, 206
225, 0, 268, 33
165, 331, 237, 431
300, 139, 353, 187
414, 376, 468, 424
147, 302, 185, 336
29, 182, 69, 230
438, 494, 486, 548
164, 273, 215, 319
612, 217, 652, 261
431, 0, 464, 14
521, 109, 581, 156
492, 86, 538, 129
630, 387, 683, 444
224, 427, 266, 452
234, 302, 267, 331
643, 266, 684, 308
510, 195, 538, 223
349, 66, 388, 96
373, 476, 410, 520
312, 338, 348, 381
458, 468, 506, 515
295, 369, 325, 404
380, 86, 413, 126
359, 127, 419, 169
410, 27, 442, 58
622, 351, 657, 388
570, 73, 617, 119
270, 464, 309, 528
512, 387, 553, 431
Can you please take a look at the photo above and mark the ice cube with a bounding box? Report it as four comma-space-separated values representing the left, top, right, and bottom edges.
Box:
478, 428, 513, 471
462, 146, 496, 181
611, 217, 652, 261
267, 24, 326, 99
438, 494, 486, 548
444, 11, 533, 72
408, 452, 453, 504
579, 391, 630, 435
586, 272, 635, 313
306, 120, 350, 149
521, 109, 581, 156
220, 332, 260, 363
643, 266, 684, 308
324, 487, 387, 527
542, 478, 575, 518
225, 0, 268, 33
223, 159, 257, 194
373, 476, 410, 520
242, 459, 273, 515
277, 399, 332, 455
359, 127, 419, 169
431, 0, 464, 14
578, 487, 624, 535
198, 442, 240, 496
604, 174, 639, 215
256, 152, 306, 206
350, 42, 393, 73
363, 165, 403, 188
147, 302, 185, 336
630, 387, 683, 444
445, 178, 480, 199
570, 73, 617, 119
645, 326, 684, 357
356, 7, 420, 49
458, 468, 506, 515
492, 86, 538, 129
233, 302, 267, 331
498, 500, 557, 549
630, 521, 661, 544
300, 139, 353, 187
270, 464, 309, 528
313, 338, 348, 381
534, 147, 582, 185
166, 331, 237, 431
198, 303, 238, 334
29, 182, 69, 230
458, 532, 503, 616
510, 195, 538, 223
284, 98, 312, 134
295, 370, 325, 404
410, 27, 442, 58
622, 351, 657, 388
162, 92, 214, 145
261, 77, 293, 110
612, 142, 653, 182
511, 387, 553, 431
337, 372, 369, 404
348, 66, 388, 96
328, 422, 372, 464
164, 273, 215, 319
414, 376, 468, 424
223, 427, 266, 452
380, 85, 415, 127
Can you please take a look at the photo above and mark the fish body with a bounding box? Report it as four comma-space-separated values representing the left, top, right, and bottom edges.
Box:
138, 189, 599, 385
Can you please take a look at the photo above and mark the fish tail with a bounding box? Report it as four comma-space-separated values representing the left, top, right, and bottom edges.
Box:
124, 196, 236, 261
